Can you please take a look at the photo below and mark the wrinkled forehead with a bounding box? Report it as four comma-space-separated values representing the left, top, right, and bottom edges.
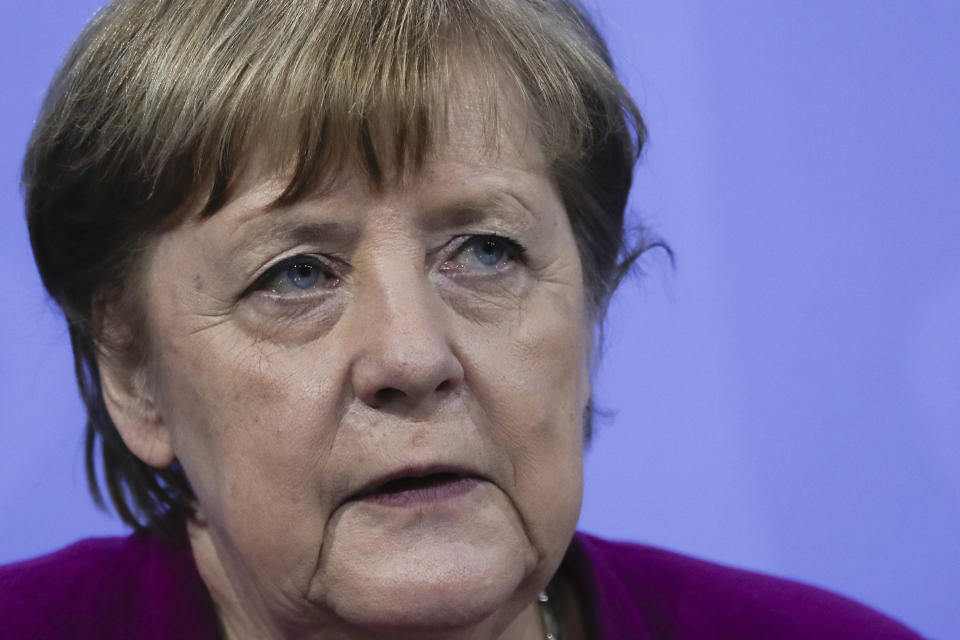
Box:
210, 69, 552, 221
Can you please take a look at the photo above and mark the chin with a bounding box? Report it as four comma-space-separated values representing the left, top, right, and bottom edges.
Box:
319, 539, 533, 634
339, 588, 509, 635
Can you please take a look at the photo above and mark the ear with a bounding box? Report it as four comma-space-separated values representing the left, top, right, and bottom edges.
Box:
97, 351, 176, 470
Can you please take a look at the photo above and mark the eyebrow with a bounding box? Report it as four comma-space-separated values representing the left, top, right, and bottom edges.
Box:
231, 218, 357, 252
272, 220, 351, 245
421, 192, 539, 233
226, 188, 539, 254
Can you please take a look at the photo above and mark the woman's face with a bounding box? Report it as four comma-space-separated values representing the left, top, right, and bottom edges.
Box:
125, 94, 590, 637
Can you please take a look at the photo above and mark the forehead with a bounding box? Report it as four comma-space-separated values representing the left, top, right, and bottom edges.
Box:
211, 75, 553, 228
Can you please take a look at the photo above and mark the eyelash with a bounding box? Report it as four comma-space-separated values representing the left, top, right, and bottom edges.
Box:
249, 233, 526, 299
249, 255, 341, 298
439, 234, 526, 275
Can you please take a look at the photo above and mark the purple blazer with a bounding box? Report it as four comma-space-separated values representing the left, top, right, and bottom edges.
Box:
0, 529, 924, 639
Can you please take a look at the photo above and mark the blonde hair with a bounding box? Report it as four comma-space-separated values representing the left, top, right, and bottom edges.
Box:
25, 0, 656, 535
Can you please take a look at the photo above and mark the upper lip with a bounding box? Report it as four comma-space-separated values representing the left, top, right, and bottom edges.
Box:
348, 464, 484, 502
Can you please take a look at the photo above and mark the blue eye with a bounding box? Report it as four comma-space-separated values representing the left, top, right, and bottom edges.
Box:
257, 256, 335, 294
470, 237, 507, 266
451, 235, 522, 271
286, 261, 321, 289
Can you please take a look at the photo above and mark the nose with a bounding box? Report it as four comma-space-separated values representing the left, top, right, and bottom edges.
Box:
348, 264, 464, 413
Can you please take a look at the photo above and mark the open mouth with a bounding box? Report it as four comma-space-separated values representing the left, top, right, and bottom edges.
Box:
375, 472, 465, 494
357, 472, 481, 506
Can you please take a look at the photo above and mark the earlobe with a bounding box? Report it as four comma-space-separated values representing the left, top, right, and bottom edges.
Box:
99, 355, 176, 469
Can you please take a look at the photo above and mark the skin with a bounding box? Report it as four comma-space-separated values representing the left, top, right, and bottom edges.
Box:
100, 90, 591, 639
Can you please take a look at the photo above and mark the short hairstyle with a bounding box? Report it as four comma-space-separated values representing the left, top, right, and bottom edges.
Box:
25, 0, 659, 537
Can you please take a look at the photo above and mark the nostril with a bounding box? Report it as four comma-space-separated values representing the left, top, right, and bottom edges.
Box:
373, 387, 405, 406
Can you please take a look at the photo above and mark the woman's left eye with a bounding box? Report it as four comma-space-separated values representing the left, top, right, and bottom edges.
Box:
253, 255, 338, 295
441, 235, 524, 273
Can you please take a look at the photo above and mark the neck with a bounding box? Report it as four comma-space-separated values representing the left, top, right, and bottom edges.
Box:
550, 569, 587, 640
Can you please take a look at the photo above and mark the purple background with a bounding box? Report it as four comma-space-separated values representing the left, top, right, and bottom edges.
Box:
2, 2, 957, 638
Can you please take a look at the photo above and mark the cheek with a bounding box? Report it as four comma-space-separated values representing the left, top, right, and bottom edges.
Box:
465, 285, 589, 545
154, 331, 344, 581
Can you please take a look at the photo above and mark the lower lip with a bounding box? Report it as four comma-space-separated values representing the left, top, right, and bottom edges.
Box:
359, 476, 482, 507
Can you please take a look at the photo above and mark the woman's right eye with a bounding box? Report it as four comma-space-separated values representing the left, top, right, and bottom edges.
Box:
253, 255, 339, 296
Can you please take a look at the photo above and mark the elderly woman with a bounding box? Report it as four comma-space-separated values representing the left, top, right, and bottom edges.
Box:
0, 1, 924, 638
